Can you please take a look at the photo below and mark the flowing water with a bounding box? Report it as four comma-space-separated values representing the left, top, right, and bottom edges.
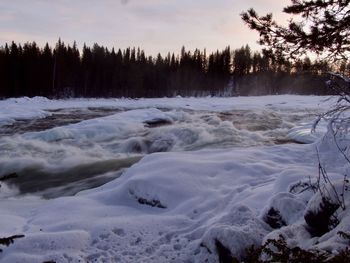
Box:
0, 107, 122, 137
0, 106, 317, 198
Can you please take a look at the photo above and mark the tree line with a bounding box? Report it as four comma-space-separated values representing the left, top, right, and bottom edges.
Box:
0, 40, 348, 98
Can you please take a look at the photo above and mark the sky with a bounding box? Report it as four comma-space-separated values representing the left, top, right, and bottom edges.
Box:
0, 0, 291, 55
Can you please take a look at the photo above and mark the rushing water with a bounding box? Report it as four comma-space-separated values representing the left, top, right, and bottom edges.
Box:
0, 107, 122, 137
0, 106, 317, 198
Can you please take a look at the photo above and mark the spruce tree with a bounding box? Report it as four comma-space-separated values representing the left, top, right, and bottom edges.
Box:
241, 0, 350, 60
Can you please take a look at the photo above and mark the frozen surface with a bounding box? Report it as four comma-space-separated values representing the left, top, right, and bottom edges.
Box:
0, 95, 348, 262
0, 145, 317, 262
0, 96, 330, 197
0, 95, 333, 127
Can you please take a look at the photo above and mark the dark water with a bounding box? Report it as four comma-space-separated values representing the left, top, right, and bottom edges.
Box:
5, 156, 142, 199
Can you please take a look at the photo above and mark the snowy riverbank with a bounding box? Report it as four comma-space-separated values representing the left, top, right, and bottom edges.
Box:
0, 95, 348, 262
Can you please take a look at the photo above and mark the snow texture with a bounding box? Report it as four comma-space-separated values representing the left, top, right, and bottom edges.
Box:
0, 95, 348, 262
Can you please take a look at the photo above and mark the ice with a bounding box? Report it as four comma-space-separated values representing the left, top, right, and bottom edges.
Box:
0, 143, 326, 262
287, 121, 328, 143
0, 96, 327, 198
0, 95, 348, 261
0, 95, 334, 127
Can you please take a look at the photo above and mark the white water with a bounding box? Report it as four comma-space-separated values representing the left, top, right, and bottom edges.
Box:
0, 104, 319, 198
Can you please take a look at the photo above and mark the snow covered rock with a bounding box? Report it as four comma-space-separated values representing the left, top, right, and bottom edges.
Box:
200, 205, 271, 261
263, 181, 350, 253
304, 182, 347, 237
262, 193, 306, 229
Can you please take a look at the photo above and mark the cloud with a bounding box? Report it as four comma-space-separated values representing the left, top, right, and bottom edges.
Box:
120, 0, 129, 5
0, 0, 291, 55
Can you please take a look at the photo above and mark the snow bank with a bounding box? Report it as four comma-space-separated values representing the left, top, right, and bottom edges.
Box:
1, 95, 348, 262
262, 126, 350, 256
0, 144, 324, 262
263, 182, 350, 254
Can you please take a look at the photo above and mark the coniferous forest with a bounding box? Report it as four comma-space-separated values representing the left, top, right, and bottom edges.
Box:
1, 40, 349, 99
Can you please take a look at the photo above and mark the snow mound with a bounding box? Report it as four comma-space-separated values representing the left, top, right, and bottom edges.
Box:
2, 231, 89, 263
0, 144, 322, 262
262, 192, 306, 228
263, 181, 350, 254
200, 205, 270, 261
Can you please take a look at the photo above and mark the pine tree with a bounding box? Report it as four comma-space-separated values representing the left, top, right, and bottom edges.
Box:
241, 0, 350, 60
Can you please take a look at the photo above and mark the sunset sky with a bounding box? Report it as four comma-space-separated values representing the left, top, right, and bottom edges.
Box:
0, 0, 291, 55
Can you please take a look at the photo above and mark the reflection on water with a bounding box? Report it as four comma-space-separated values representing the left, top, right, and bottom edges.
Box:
0, 107, 317, 198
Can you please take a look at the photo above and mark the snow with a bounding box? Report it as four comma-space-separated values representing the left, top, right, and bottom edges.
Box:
23, 108, 176, 143
262, 192, 307, 225
263, 181, 350, 253
287, 122, 327, 143
0, 96, 330, 199
0, 95, 333, 127
0, 145, 317, 262
0, 95, 349, 262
